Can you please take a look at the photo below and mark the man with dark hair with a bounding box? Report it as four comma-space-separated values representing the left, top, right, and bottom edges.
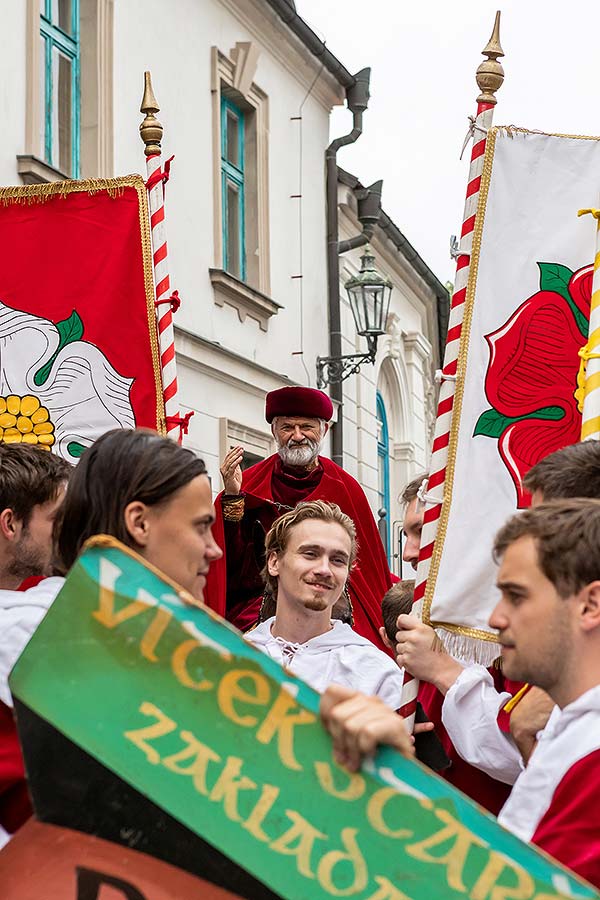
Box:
522, 439, 600, 502
0, 443, 71, 589
322, 500, 600, 889
207, 386, 394, 653
246, 501, 405, 705
378, 579, 449, 772
398, 441, 600, 794
379, 580, 415, 647
0, 429, 222, 846
0, 443, 70, 846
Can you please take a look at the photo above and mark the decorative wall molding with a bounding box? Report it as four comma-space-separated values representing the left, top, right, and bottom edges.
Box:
385, 312, 403, 360
209, 268, 282, 331
217, 0, 344, 111
230, 41, 260, 99
402, 330, 432, 366
393, 441, 416, 464
16, 155, 67, 184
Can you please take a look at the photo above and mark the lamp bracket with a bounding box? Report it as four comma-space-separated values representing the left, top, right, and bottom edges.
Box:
316, 338, 377, 388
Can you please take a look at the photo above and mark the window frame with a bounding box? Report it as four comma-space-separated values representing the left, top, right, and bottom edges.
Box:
40, 0, 80, 177
376, 391, 391, 560
220, 95, 246, 282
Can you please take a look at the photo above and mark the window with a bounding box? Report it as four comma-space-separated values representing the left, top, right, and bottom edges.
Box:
211, 46, 270, 297
221, 96, 245, 281
376, 392, 391, 560
40, 0, 80, 176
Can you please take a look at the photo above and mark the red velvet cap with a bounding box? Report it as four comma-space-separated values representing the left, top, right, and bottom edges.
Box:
265, 387, 333, 423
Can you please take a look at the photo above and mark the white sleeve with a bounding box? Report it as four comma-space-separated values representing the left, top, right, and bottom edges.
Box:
442, 665, 524, 785
0, 610, 47, 707
376, 664, 406, 711
0, 579, 62, 707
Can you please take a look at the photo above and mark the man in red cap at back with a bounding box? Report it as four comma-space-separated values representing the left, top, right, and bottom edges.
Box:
205, 386, 393, 653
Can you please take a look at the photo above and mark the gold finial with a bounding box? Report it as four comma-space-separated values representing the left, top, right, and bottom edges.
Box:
475, 11, 505, 105
139, 71, 163, 156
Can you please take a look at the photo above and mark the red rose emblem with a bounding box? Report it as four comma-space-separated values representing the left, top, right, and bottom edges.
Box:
474, 262, 592, 507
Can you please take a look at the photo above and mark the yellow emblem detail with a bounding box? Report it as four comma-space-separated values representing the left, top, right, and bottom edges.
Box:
0, 395, 55, 449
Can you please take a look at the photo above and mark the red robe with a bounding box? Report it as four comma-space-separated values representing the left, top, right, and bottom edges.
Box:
0, 701, 31, 833
532, 748, 600, 889
498, 686, 600, 889
205, 455, 393, 654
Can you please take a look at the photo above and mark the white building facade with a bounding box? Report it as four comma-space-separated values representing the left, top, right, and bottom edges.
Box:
3, 0, 447, 571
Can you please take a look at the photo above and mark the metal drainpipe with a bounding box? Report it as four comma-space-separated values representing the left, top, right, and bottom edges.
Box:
337, 223, 374, 255
325, 68, 371, 467
338, 179, 383, 255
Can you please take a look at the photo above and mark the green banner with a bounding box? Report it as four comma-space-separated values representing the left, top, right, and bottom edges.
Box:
10, 538, 598, 900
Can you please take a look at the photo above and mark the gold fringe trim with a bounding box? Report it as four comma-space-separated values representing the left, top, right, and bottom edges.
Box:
433, 626, 501, 667
422, 127, 499, 644
494, 124, 600, 142
0, 174, 166, 436
0, 175, 138, 205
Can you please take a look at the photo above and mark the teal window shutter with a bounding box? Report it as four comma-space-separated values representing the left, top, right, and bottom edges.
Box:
376, 391, 391, 561
40, 0, 80, 177
221, 96, 246, 281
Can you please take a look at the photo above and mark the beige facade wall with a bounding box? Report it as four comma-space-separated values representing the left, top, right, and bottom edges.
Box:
2, 0, 442, 567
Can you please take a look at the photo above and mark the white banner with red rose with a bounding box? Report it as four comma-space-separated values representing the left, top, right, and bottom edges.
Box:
423, 127, 600, 663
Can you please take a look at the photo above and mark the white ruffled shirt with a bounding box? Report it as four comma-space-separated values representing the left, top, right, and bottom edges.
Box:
0, 577, 64, 707
498, 684, 600, 840
246, 617, 405, 709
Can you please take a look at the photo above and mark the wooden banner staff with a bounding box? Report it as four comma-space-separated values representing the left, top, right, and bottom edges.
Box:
400, 13, 505, 727
140, 72, 186, 441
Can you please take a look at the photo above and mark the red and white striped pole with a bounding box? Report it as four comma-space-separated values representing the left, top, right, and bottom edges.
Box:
400, 13, 505, 728
140, 71, 183, 440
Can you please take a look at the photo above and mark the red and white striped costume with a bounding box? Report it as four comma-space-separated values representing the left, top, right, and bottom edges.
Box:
498, 684, 600, 889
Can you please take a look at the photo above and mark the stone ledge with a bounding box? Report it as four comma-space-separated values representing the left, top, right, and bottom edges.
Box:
209, 268, 282, 332
17, 155, 69, 185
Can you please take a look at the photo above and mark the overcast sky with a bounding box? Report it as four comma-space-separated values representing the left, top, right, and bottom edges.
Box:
296, 0, 600, 284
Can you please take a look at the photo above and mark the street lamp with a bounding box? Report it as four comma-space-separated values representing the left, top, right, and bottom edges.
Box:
317, 246, 393, 388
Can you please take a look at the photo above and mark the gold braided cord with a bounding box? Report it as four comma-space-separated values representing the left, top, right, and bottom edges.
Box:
133, 179, 166, 436
502, 683, 531, 714
0, 175, 165, 436
421, 127, 499, 643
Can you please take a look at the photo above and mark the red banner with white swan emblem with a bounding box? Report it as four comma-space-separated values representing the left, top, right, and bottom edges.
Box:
0, 177, 164, 463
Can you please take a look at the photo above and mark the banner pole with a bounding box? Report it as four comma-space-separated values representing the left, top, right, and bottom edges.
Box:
577, 207, 600, 440
140, 71, 181, 440
400, 12, 505, 726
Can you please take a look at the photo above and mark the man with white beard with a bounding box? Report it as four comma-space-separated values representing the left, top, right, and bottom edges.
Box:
205, 386, 394, 652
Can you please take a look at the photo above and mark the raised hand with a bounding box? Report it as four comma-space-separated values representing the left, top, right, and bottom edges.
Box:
395, 615, 464, 694
220, 445, 244, 495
